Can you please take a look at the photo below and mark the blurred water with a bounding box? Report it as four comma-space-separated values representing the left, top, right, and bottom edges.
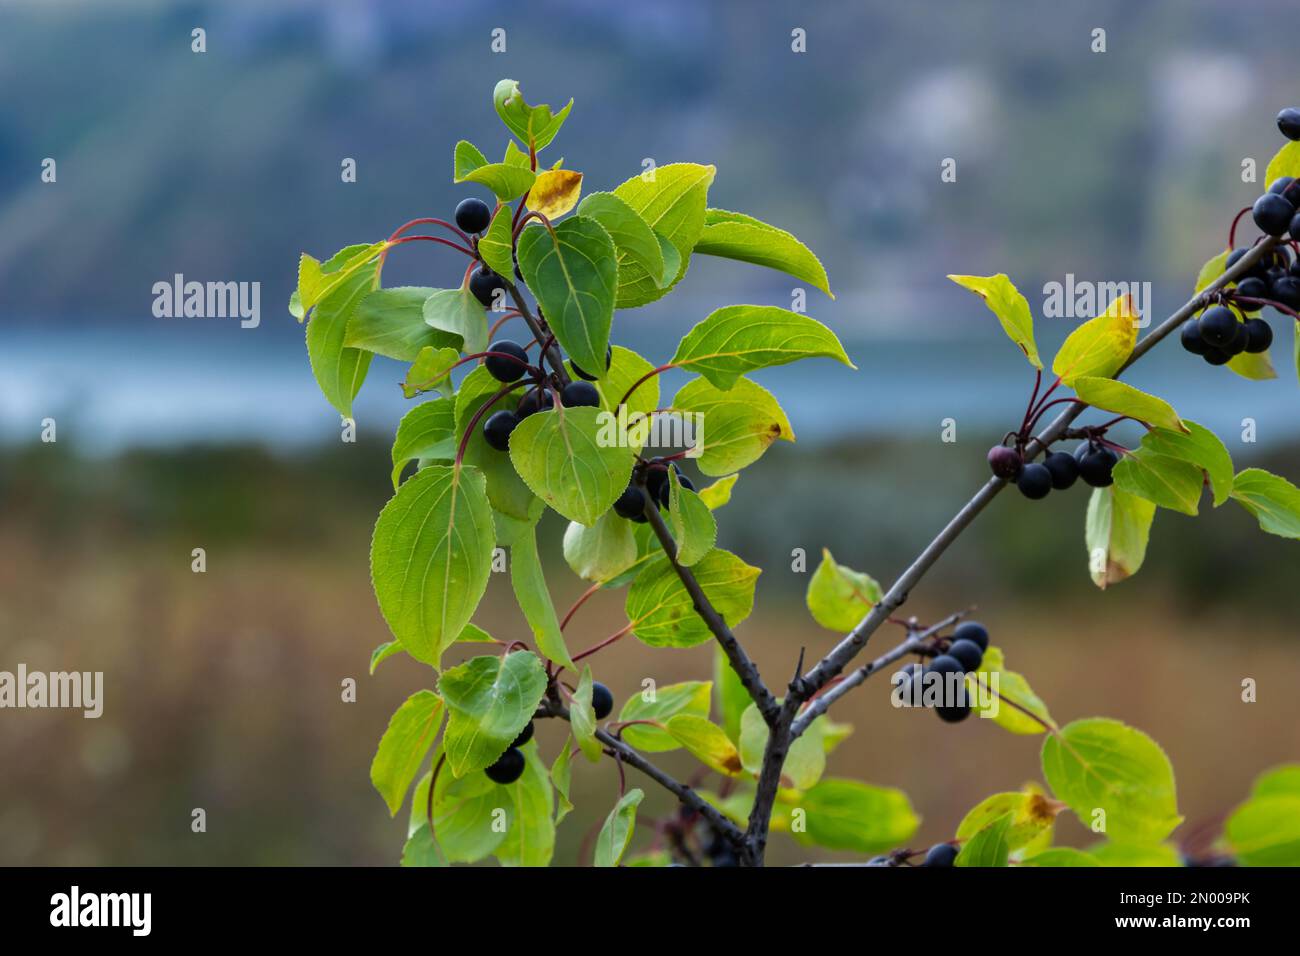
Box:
3, 314, 1296, 454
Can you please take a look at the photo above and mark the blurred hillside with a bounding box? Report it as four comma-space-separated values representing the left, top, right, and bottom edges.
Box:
2, 0, 1299, 327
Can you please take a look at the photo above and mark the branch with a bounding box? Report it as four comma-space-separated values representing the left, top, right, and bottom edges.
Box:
640, 491, 781, 724
502, 279, 571, 387
742, 236, 1281, 863
789, 609, 968, 739
536, 697, 745, 847
796, 236, 1279, 699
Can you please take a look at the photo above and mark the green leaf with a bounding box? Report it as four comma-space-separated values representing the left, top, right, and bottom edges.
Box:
1085, 486, 1156, 589
739, 703, 825, 790
1138, 419, 1233, 507
423, 288, 488, 356
296, 241, 387, 319
1087, 841, 1183, 867
1071, 377, 1186, 433
401, 346, 460, 399
664, 715, 745, 776
787, 779, 920, 854
439, 651, 548, 777
667, 469, 717, 567
966, 647, 1053, 735
1112, 449, 1205, 516
456, 365, 542, 524
1226, 795, 1300, 865
576, 191, 668, 305
370, 690, 445, 816
453, 140, 536, 200
955, 790, 1062, 851
509, 524, 575, 671
1194, 248, 1229, 294
495, 743, 556, 866
453, 140, 489, 180
400, 823, 446, 867
493, 79, 573, 151
955, 813, 1013, 867
671, 376, 794, 476
550, 740, 574, 824
562, 512, 638, 583
611, 162, 715, 307
695, 208, 832, 298
1041, 717, 1183, 845
714, 646, 748, 744
626, 549, 760, 648
391, 398, 456, 490
618, 680, 712, 753
594, 789, 644, 867
346, 287, 461, 362
371, 465, 496, 666
1227, 347, 1277, 381
671, 305, 854, 390
431, 763, 507, 862
948, 273, 1041, 368
805, 548, 881, 632
1251, 764, 1300, 799
699, 474, 739, 510
1051, 294, 1140, 384
305, 254, 378, 418
1021, 847, 1100, 867
477, 206, 515, 280
517, 217, 617, 376
370, 640, 403, 675
1229, 467, 1300, 539
508, 406, 629, 525
569, 666, 602, 763
1266, 139, 1300, 189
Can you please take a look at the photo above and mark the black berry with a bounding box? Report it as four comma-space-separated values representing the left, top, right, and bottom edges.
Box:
1016, 462, 1052, 500
1197, 306, 1239, 349
947, 638, 984, 672
561, 380, 601, 408
1042, 450, 1079, 490
1203, 347, 1231, 366
483, 410, 519, 451
1243, 318, 1273, 353
1224, 319, 1249, 357
1076, 443, 1119, 487
937, 702, 972, 723
570, 345, 613, 382
952, 621, 989, 651
1180, 320, 1208, 355
1269, 176, 1296, 195
1235, 276, 1268, 300
485, 747, 526, 784
591, 682, 614, 720
511, 721, 535, 749
987, 444, 1023, 480
1271, 275, 1300, 309
469, 267, 507, 308
516, 388, 554, 419
922, 843, 959, 867
485, 340, 529, 382
1278, 107, 1300, 141
645, 458, 673, 503
455, 197, 492, 235
1252, 193, 1294, 237
613, 483, 647, 520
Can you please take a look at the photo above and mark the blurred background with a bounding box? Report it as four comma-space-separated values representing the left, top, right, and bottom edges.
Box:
1, 0, 1298, 866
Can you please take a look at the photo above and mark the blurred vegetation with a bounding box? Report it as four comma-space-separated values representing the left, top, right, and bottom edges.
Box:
1, 437, 1297, 865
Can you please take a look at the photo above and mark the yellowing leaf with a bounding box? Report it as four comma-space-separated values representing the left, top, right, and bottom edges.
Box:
528, 169, 583, 219
805, 548, 881, 632
1085, 486, 1155, 589
948, 273, 1041, 368
1052, 294, 1139, 384
1226, 348, 1277, 381
665, 715, 745, 776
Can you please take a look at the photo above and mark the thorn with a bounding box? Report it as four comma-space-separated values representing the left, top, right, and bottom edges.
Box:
793, 646, 806, 680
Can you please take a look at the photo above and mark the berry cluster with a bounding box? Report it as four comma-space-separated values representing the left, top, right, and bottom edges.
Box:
612, 458, 696, 523
989, 440, 1118, 500
895, 620, 990, 723
479, 339, 602, 451
482, 682, 614, 785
